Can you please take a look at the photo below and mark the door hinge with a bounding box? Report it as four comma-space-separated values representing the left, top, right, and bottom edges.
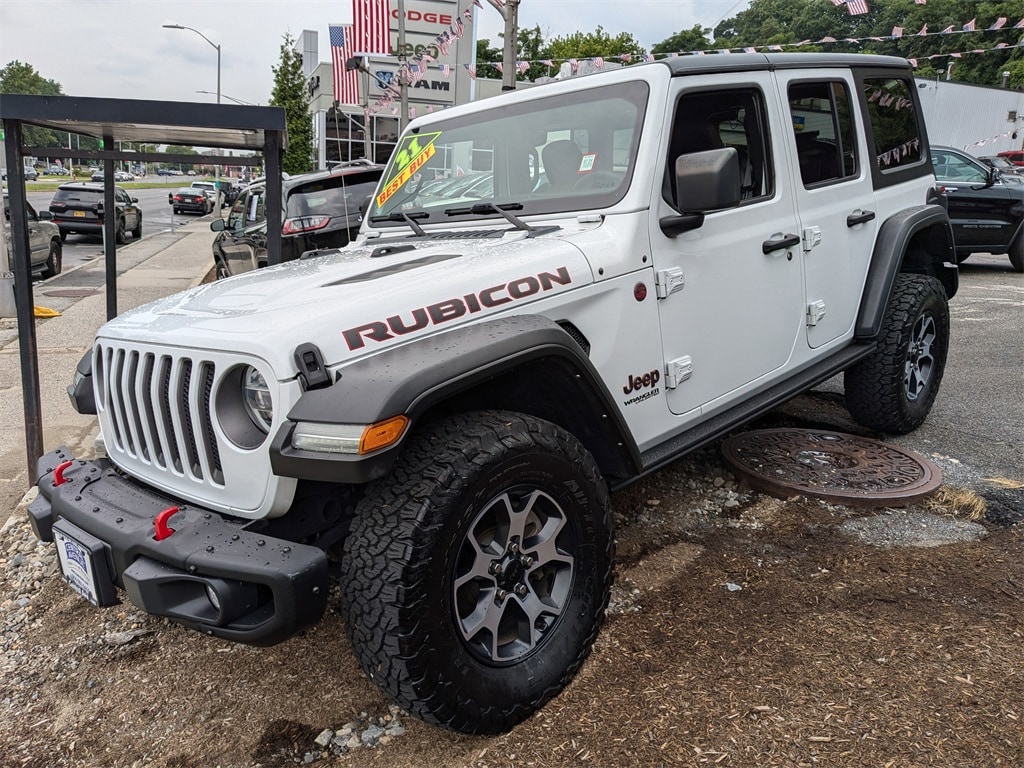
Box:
665, 356, 693, 389
655, 267, 685, 299
806, 300, 827, 327
802, 226, 822, 252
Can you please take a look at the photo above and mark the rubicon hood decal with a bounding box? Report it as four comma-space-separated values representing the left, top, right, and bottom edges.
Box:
343, 266, 572, 350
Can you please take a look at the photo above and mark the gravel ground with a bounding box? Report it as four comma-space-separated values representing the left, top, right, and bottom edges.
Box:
2, 432, 1020, 767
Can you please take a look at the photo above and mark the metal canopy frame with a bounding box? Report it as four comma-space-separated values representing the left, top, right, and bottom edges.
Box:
0, 94, 288, 480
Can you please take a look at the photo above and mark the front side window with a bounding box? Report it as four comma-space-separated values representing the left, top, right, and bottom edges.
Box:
788, 81, 857, 187
863, 77, 923, 172
931, 149, 988, 184
665, 88, 773, 208
370, 80, 648, 226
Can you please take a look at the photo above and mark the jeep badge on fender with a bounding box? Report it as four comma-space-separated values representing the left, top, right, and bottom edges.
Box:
31, 53, 955, 736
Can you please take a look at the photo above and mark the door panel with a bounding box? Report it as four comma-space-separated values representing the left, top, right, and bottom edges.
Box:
653, 74, 804, 417
779, 73, 877, 348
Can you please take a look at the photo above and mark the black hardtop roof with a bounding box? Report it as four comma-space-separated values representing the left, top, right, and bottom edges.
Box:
658, 52, 912, 77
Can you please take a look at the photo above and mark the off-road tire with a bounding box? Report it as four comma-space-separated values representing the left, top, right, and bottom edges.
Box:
42, 240, 62, 278
131, 216, 142, 240
340, 410, 613, 734
115, 218, 126, 245
845, 274, 949, 434
1009, 235, 1024, 273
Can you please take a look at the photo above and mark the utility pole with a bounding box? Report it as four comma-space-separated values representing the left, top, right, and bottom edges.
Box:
488, 0, 520, 91
397, 0, 409, 131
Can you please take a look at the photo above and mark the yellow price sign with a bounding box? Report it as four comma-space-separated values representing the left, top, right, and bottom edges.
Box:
377, 132, 442, 208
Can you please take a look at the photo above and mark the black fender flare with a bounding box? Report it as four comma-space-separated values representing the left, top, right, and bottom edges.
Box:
855, 203, 956, 340
270, 315, 640, 484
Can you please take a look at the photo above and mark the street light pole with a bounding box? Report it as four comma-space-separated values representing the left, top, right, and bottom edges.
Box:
164, 24, 223, 211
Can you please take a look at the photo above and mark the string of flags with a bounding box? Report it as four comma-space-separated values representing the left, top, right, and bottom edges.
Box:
364, 1, 1023, 118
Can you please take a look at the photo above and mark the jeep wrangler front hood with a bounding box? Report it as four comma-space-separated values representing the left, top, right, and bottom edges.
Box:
99, 232, 593, 375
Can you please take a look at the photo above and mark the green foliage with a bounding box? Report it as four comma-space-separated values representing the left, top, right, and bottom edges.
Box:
0, 60, 64, 147
270, 33, 313, 175
651, 26, 712, 56
705, 0, 1024, 87
544, 26, 645, 63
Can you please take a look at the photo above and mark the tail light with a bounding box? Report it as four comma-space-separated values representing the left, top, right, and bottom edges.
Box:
173, 195, 183, 202
282, 215, 330, 235
50, 202, 67, 212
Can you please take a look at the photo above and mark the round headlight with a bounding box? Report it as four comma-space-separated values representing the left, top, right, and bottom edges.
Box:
241, 366, 273, 433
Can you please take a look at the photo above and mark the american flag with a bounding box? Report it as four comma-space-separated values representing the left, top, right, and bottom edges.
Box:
516, 60, 530, 75
917, 24, 927, 36
962, 18, 975, 31
891, 26, 903, 38
989, 17, 1007, 30
644, 53, 655, 62
464, 63, 476, 79
540, 59, 554, 67
831, 0, 845, 6
493, 62, 503, 74
593, 56, 604, 69
1016, 17, 1024, 28
846, 0, 869, 15
441, 63, 451, 78
353, 0, 391, 55
915, 0, 926, 4
330, 24, 360, 105
940, 25, 954, 33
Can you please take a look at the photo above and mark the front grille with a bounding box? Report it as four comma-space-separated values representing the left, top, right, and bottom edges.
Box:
96, 343, 224, 485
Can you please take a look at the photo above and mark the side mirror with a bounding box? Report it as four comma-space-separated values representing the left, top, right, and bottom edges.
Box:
38, 210, 54, 221
131, 197, 139, 203
660, 147, 742, 238
210, 218, 226, 232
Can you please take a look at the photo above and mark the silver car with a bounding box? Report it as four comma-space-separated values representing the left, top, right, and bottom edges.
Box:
3, 192, 63, 278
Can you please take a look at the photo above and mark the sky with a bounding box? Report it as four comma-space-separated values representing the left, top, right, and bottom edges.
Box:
0, 1, 752, 109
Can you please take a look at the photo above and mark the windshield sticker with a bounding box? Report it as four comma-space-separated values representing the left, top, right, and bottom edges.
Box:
579, 153, 597, 173
377, 131, 442, 208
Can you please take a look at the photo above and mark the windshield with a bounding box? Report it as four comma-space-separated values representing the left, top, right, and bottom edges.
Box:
370, 80, 648, 226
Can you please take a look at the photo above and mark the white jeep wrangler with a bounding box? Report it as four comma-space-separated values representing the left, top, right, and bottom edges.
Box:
31, 53, 956, 733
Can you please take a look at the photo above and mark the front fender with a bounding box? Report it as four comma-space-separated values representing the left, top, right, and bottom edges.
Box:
270, 315, 637, 484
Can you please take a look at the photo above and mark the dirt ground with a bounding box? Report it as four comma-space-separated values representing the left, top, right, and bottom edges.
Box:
2, 429, 1021, 768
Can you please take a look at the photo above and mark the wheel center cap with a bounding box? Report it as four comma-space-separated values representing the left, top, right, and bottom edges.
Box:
498, 558, 525, 588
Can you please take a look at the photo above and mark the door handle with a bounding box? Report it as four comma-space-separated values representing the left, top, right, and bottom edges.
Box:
762, 233, 800, 254
847, 210, 876, 227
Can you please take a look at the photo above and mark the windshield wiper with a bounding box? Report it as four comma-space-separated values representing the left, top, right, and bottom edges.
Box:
443, 202, 557, 238
369, 210, 429, 236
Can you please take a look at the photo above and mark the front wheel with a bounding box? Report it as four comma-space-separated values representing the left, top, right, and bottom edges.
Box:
340, 411, 613, 734
845, 274, 949, 434
131, 215, 142, 240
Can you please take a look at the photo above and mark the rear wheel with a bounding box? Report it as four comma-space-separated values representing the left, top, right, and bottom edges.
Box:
132, 215, 142, 239
340, 411, 613, 734
42, 240, 62, 278
845, 274, 949, 434
1009, 236, 1024, 273
114, 218, 126, 244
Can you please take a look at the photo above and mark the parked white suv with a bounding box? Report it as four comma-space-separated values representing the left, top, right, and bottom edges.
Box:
31, 53, 956, 734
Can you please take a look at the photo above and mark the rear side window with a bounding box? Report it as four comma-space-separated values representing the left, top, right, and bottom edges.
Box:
863, 77, 922, 172
788, 81, 858, 187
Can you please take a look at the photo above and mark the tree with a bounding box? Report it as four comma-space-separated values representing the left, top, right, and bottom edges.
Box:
270, 33, 313, 175
543, 26, 645, 63
652, 25, 712, 56
0, 60, 64, 148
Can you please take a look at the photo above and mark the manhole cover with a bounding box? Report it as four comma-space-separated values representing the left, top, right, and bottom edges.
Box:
43, 289, 100, 298
721, 428, 942, 507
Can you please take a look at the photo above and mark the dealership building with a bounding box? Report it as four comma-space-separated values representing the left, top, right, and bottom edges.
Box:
297, 0, 513, 169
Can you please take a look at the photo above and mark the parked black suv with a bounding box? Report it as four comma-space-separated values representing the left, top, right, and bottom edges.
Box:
48, 183, 142, 244
931, 145, 1024, 272
210, 161, 383, 278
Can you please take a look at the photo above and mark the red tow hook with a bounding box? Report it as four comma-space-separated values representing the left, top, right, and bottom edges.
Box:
154, 506, 180, 541
52, 460, 74, 486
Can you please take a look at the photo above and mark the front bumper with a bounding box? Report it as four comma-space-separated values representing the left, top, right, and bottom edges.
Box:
30, 447, 329, 646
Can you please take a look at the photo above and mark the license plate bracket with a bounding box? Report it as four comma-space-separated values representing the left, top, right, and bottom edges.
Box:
52, 519, 119, 607
73, 210, 87, 217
